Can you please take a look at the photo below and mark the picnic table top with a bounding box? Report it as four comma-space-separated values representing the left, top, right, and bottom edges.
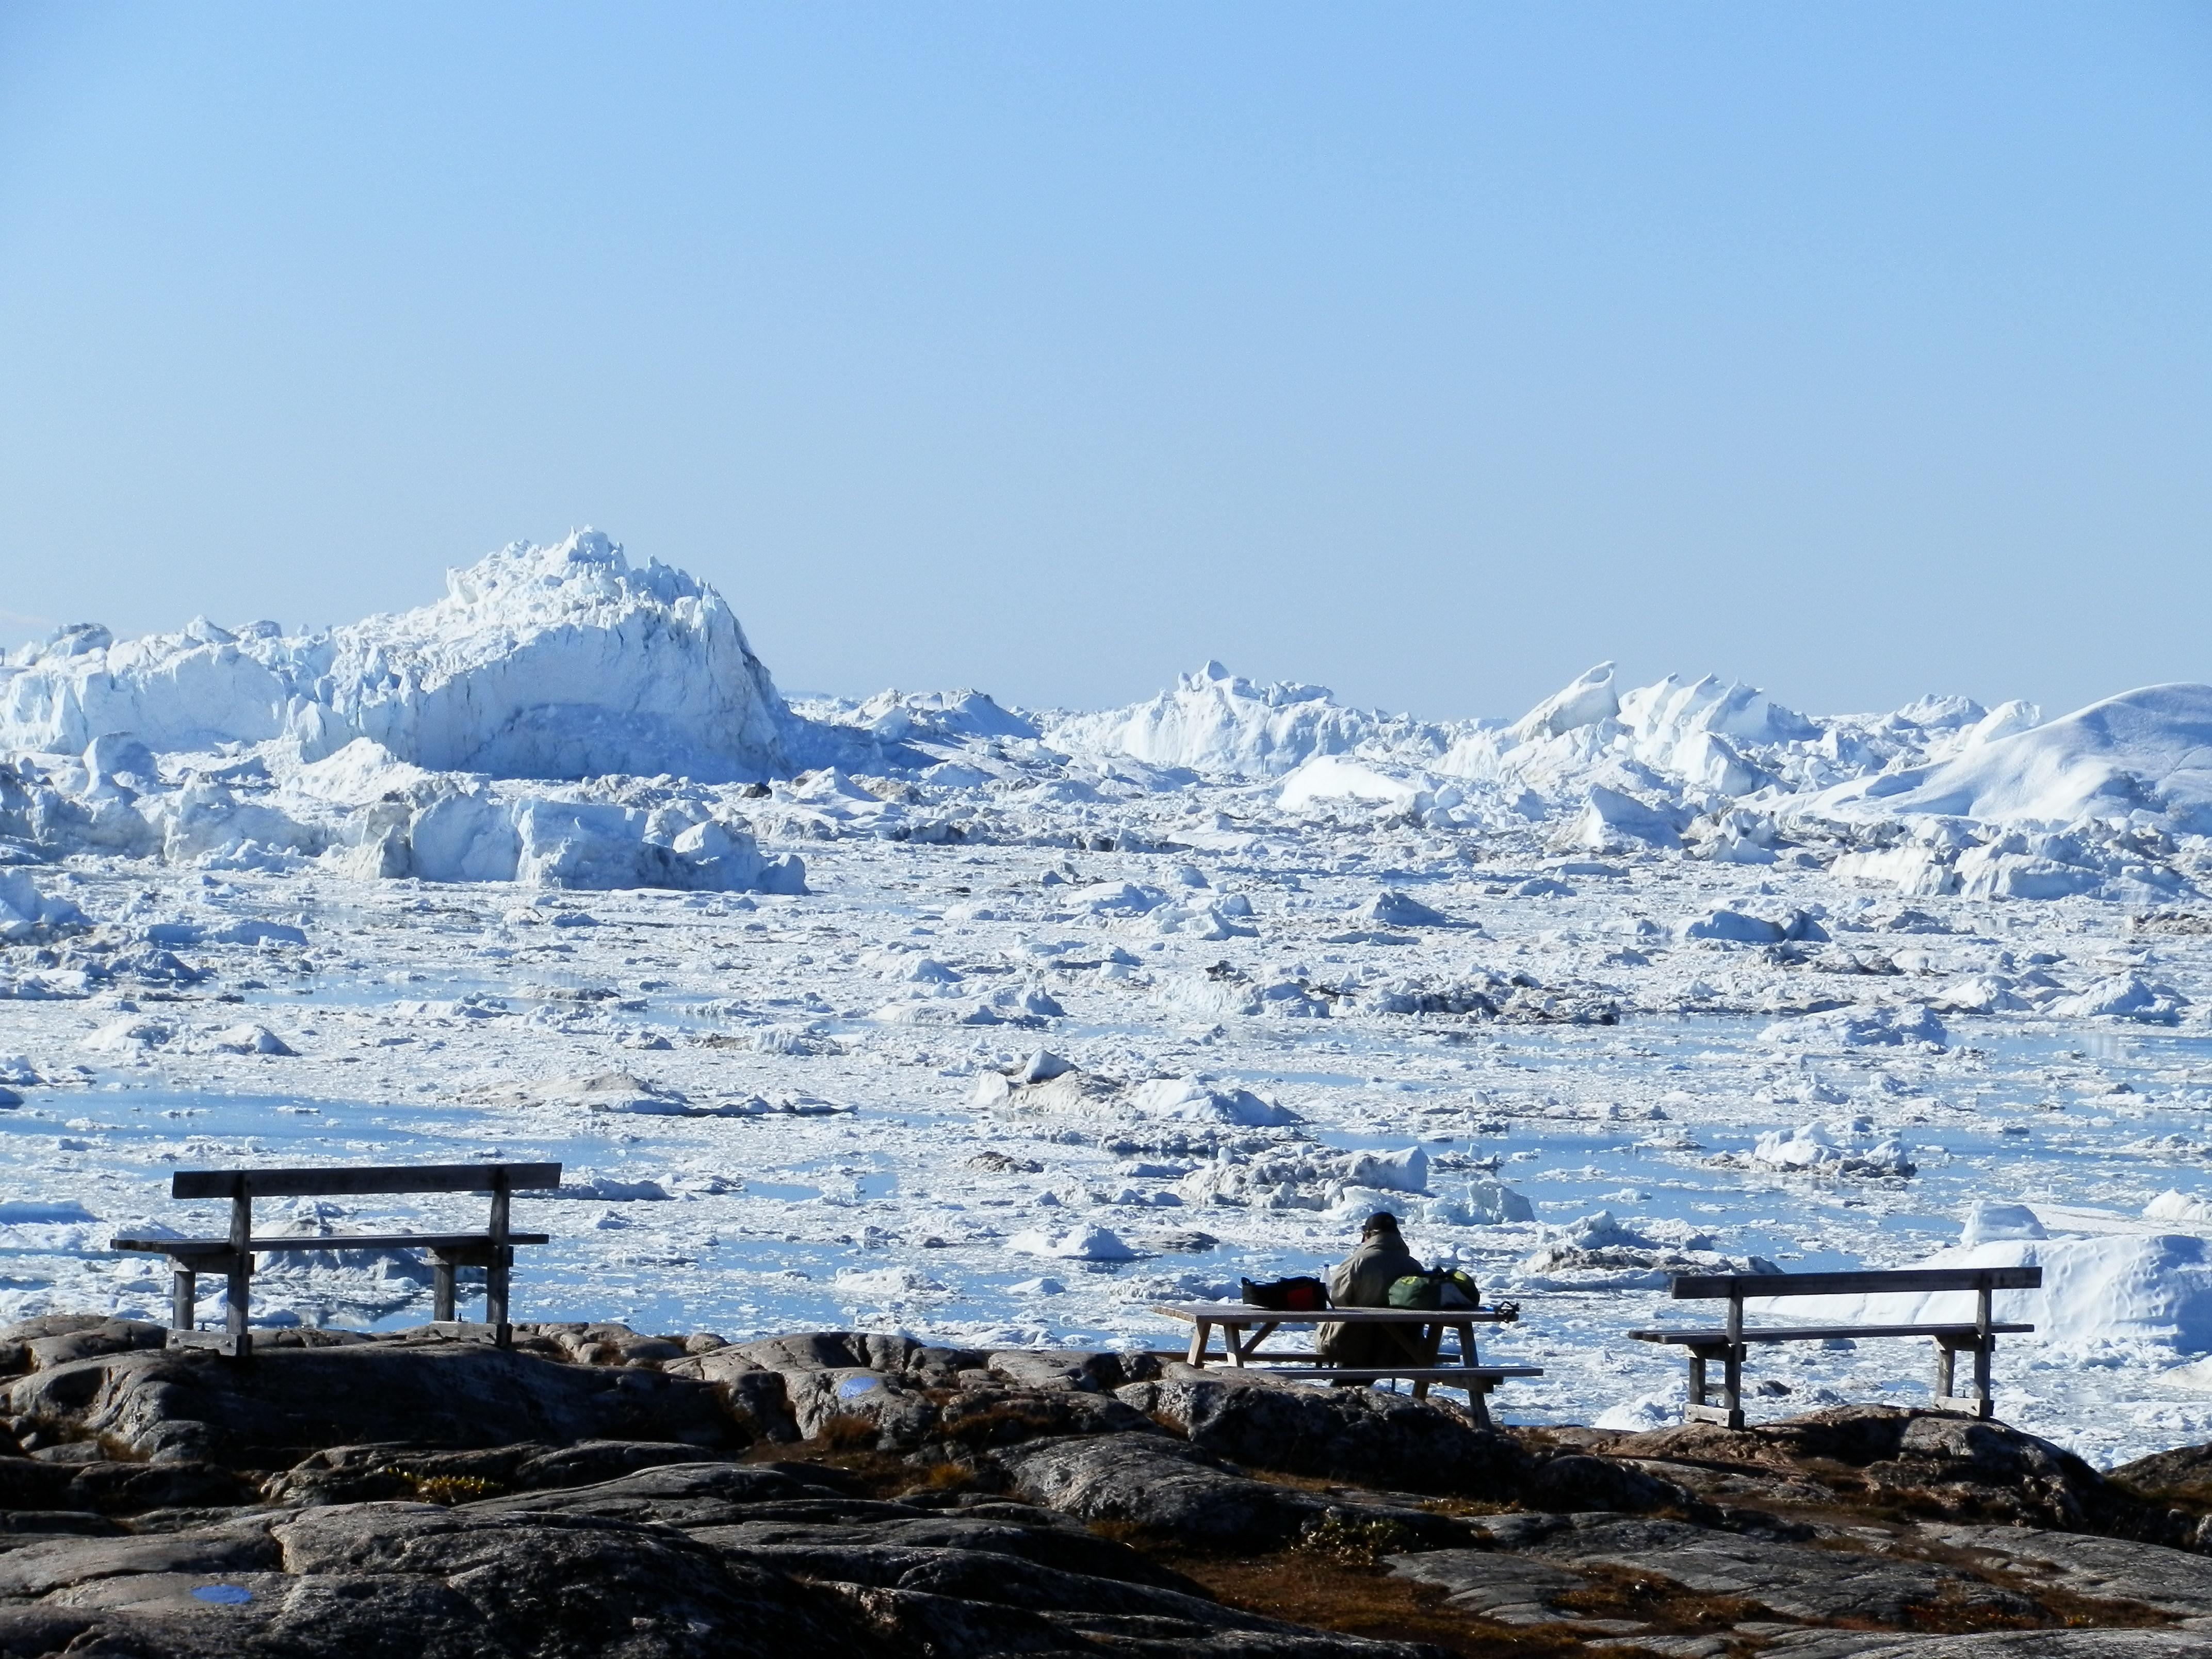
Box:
1151, 1302, 1512, 1324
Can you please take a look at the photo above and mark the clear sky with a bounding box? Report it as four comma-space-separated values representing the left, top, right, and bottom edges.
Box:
2, 4, 2207, 724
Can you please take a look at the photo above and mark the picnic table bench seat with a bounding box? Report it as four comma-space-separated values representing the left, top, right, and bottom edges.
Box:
110, 1162, 560, 1358
1631, 1265, 2043, 1429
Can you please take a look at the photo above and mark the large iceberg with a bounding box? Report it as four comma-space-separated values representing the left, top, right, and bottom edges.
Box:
1805, 682, 2212, 829
1047, 662, 1414, 778
0, 530, 791, 783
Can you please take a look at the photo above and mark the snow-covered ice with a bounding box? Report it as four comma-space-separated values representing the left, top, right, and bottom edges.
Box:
13, 531, 2212, 1465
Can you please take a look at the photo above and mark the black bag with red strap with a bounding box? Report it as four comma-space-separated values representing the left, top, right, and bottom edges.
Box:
1241, 1275, 1328, 1312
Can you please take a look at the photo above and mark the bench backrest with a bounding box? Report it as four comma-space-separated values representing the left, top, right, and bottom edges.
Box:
171, 1162, 562, 1200
1669, 1266, 2043, 1300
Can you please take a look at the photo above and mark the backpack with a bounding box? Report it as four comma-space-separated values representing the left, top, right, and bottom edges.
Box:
1242, 1276, 1328, 1312
1386, 1269, 1480, 1311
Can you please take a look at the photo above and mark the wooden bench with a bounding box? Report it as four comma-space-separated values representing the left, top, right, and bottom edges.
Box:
1630, 1266, 2043, 1429
111, 1162, 560, 1358
1153, 1302, 1543, 1428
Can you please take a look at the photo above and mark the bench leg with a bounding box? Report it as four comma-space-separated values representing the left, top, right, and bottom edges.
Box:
432, 1258, 457, 1324
224, 1189, 252, 1361
1684, 1345, 1744, 1429
485, 1246, 512, 1345
1933, 1337, 1997, 1420
171, 1269, 196, 1333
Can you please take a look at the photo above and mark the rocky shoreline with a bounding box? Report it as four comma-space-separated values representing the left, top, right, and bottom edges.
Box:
0, 1316, 2208, 1655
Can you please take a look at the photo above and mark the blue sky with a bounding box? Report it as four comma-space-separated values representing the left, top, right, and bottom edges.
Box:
2, 4, 2206, 722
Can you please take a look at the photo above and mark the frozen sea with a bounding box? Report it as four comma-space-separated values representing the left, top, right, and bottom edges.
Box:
11, 837, 2212, 1470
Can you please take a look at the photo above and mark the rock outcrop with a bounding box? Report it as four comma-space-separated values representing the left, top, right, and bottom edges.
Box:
0, 1320, 2204, 1656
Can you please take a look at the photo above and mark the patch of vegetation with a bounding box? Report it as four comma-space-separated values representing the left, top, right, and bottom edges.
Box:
1159, 1549, 1588, 1657
814, 1413, 882, 1451
1551, 1563, 1761, 1631
1293, 1512, 1419, 1569
406, 1473, 503, 1505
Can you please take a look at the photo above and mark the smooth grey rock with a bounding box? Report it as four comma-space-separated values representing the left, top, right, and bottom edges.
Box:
9, 1343, 740, 1467
0, 1491, 1437, 1658
1593, 1406, 2173, 1540
1759, 1633, 2212, 1657
986, 1350, 1153, 1393
23, 1320, 166, 1372
780, 1368, 939, 1443
1477, 1512, 2037, 1626
0, 1515, 278, 1597
1117, 1369, 1529, 1495
728, 1332, 985, 1385
1523, 1452, 1692, 1515
1923, 1521, 2212, 1622
468, 1460, 849, 1528
1386, 1548, 1596, 1624
992, 1433, 1327, 1550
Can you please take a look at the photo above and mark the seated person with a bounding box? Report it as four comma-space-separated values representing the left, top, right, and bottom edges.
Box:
1316, 1211, 1420, 1368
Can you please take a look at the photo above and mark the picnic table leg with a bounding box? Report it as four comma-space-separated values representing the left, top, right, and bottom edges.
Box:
1410, 1323, 1443, 1400
224, 1182, 252, 1360
1229, 1321, 1279, 1366
1187, 1319, 1211, 1365
1688, 1352, 1707, 1413
1467, 1377, 1493, 1430
1935, 1340, 1956, 1403
1441, 1320, 1479, 1413
170, 1267, 195, 1334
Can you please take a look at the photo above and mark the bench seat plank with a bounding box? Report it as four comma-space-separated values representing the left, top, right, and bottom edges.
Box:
112, 1232, 552, 1255
1667, 1266, 2043, 1299
1631, 1322, 2034, 1346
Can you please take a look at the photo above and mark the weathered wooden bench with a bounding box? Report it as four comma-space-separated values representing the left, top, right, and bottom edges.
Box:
1153, 1302, 1543, 1428
1630, 1265, 2043, 1428
111, 1161, 560, 1358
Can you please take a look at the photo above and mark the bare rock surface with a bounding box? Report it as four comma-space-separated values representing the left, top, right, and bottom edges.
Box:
0, 1322, 2204, 1655
1759, 1634, 2212, 1657
1921, 1521, 2212, 1625
1118, 1366, 1530, 1495
9, 1340, 736, 1467
1427, 1509, 2035, 1625
1559, 1405, 2205, 1542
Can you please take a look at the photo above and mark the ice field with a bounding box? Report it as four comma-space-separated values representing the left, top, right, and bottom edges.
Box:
8, 530, 2212, 1465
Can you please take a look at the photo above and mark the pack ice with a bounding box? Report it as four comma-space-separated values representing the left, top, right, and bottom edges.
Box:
10, 530, 2212, 1467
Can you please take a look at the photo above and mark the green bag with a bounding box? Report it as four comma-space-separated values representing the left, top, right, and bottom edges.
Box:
1386, 1269, 1481, 1311
1386, 1273, 1441, 1310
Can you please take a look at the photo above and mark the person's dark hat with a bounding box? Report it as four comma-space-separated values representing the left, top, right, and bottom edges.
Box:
1361, 1211, 1402, 1236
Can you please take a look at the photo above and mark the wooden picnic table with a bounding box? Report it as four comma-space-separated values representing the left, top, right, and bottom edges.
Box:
1151, 1301, 1542, 1428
